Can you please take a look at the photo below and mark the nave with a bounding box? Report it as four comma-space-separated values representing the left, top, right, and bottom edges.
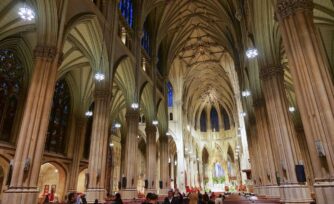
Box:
0, 0, 333, 203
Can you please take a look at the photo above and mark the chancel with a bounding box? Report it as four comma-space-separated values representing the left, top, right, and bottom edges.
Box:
0, 0, 333, 204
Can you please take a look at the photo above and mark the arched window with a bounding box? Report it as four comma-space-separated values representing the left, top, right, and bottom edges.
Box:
200, 110, 207, 132
167, 82, 173, 107
141, 21, 151, 55
45, 79, 71, 154
0, 49, 23, 141
84, 103, 94, 159
210, 107, 219, 132
169, 112, 173, 121
221, 107, 230, 130
119, 0, 134, 28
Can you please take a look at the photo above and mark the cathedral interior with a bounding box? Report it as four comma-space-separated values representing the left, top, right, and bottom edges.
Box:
0, 0, 333, 203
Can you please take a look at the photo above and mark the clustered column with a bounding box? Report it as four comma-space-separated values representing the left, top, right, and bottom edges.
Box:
120, 108, 140, 199
160, 135, 169, 194
260, 66, 312, 203
253, 99, 279, 198
276, 0, 334, 203
2, 46, 61, 204
68, 117, 87, 192
86, 90, 110, 202
145, 124, 157, 192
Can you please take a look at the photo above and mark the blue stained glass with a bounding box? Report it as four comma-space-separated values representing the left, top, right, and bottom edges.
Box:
167, 82, 173, 107
210, 107, 219, 131
200, 110, 207, 132
119, 0, 134, 28
222, 107, 230, 130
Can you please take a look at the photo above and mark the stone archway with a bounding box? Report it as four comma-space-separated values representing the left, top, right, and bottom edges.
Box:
38, 162, 66, 203
77, 168, 88, 193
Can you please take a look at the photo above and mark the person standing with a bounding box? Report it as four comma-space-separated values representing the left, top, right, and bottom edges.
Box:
164, 190, 178, 204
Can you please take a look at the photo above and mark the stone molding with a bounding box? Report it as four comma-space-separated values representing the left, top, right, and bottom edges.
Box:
276, 0, 313, 20
145, 124, 157, 134
33, 45, 57, 61
260, 66, 284, 80
94, 89, 110, 100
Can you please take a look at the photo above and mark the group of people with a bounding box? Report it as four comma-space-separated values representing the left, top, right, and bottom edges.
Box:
164, 189, 226, 204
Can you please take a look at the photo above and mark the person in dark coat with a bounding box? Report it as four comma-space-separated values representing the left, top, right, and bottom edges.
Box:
164, 190, 178, 204
114, 193, 123, 204
81, 194, 88, 204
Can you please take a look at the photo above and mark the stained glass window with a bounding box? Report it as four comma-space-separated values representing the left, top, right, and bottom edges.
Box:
167, 82, 173, 107
141, 21, 151, 55
200, 110, 207, 132
221, 107, 230, 130
119, 0, 134, 28
210, 107, 219, 131
0, 49, 23, 141
45, 79, 71, 154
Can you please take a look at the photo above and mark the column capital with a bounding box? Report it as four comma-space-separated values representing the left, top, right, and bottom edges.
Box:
276, 0, 313, 20
125, 109, 140, 120
260, 66, 284, 81
33, 45, 57, 61
145, 124, 157, 134
253, 98, 266, 108
94, 89, 111, 100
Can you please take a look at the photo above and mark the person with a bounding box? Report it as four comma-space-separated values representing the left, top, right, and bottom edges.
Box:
43, 195, 50, 204
67, 193, 77, 204
81, 194, 88, 204
76, 194, 82, 204
142, 193, 158, 204
174, 189, 183, 204
94, 199, 99, 204
188, 191, 198, 204
105, 193, 113, 204
164, 190, 177, 204
214, 194, 223, 204
114, 193, 123, 204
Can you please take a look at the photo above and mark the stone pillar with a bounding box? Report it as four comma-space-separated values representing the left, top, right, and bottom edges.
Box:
111, 135, 122, 193
253, 99, 280, 198
85, 90, 110, 203
2, 46, 61, 204
198, 160, 204, 189
276, 1, 334, 203
120, 109, 140, 199
247, 121, 262, 195
145, 124, 157, 193
68, 118, 87, 192
159, 135, 169, 195
260, 66, 312, 203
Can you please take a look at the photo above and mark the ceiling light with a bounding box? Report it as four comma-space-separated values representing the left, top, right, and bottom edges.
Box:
131, 102, 139, 109
18, 6, 35, 21
109, 143, 114, 147
288, 107, 295, 112
246, 48, 258, 59
152, 120, 158, 125
85, 111, 93, 117
187, 125, 190, 131
137, 135, 140, 139
174, 161, 177, 166
242, 90, 251, 97
168, 157, 171, 163
94, 72, 105, 81
166, 132, 171, 136
114, 123, 121, 128
240, 112, 247, 117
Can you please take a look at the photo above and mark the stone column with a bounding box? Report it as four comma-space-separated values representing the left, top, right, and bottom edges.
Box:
68, 118, 87, 192
145, 124, 157, 193
85, 90, 110, 203
111, 135, 122, 193
253, 99, 280, 198
120, 109, 140, 199
2, 46, 61, 204
159, 135, 169, 195
276, 1, 334, 203
198, 160, 204, 189
247, 121, 262, 195
260, 66, 312, 203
